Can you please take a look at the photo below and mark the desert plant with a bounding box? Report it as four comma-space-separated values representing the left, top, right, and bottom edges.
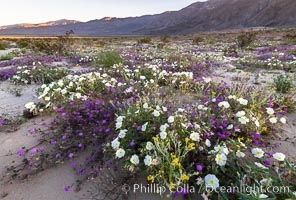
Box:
160, 35, 170, 43
192, 36, 204, 45
157, 43, 165, 50
0, 53, 14, 61
16, 39, 30, 49
11, 65, 69, 85
97, 51, 123, 67
30, 32, 73, 55
95, 40, 106, 47
285, 31, 296, 40
223, 45, 239, 57
0, 40, 9, 50
30, 39, 54, 54
273, 75, 293, 93
137, 37, 152, 44
237, 32, 256, 49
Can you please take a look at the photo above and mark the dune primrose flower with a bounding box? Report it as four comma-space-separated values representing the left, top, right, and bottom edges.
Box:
190, 131, 200, 142
115, 148, 125, 158
111, 138, 120, 149
205, 174, 219, 189
130, 154, 140, 165
168, 116, 174, 123
269, 117, 277, 124
144, 155, 152, 166
273, 152, 286, 161
215, 153, 227, 166
266, 108, 274, 115
152, 110, 160, 117
160, 131, 167, 140
252, 148, 264, 158
146, 142, 154, 150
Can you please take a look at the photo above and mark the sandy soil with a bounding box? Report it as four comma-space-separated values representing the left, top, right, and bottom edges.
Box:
0, 49, 19, 57
0, 81, 39, 118
267, 113, 296, 160
213, 65, 296, 86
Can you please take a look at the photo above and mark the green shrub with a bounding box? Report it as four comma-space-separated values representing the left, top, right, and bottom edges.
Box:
0, 54, 14, 61
95, 40, 106, 47
157, 43, 165, 50
237, 32, 256, 49
30, 40, 54, 54
30, 33, 73, 55
97, 51, 123, 67
223, 45, 238, 57
137, 37, 152, 44
0, 41, 9, 50
283, 31, 296, 45
285, 31, 296, 41
16, 39, 30, 49
274, 75, 293, 93
192, 36, 204, 45
160, 35, 170, 43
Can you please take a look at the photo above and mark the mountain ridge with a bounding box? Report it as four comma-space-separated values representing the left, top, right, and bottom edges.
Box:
0, 0, 295, 36
0, 19, 80, 30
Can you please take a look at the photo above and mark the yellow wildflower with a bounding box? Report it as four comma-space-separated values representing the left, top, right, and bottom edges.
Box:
185, 137, 190, 143
188, 143, 195, 149
147, 175, 154, 183
152, 136, 159, 141
181, 174, 189, 181
169, 182, 176, 189
172, 157, 181, 167
194, 171, 200, 176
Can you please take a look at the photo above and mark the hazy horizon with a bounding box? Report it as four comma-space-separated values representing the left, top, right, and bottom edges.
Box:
0, 0, 207, 26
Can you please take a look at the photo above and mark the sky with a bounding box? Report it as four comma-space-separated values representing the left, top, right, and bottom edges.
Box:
0, 0, 207, 26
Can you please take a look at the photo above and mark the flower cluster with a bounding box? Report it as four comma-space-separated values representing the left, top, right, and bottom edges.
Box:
37, 72, 121, 107
10, 63, 69, 84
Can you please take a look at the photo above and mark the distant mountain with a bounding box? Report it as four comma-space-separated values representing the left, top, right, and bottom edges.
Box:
0, 0, 296, 36
0, 19, 80, 30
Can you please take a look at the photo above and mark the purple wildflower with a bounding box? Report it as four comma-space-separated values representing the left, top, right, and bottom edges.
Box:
264, 159, 271, 166
196, 163, 203, 171
64, 186, 70, 192
29, 148, 38, 153
17, 149, 25, 156
68, 153, 74, 158
70, 161, 76, 167
29, 128, 35, 134
130, 141, 136, 146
